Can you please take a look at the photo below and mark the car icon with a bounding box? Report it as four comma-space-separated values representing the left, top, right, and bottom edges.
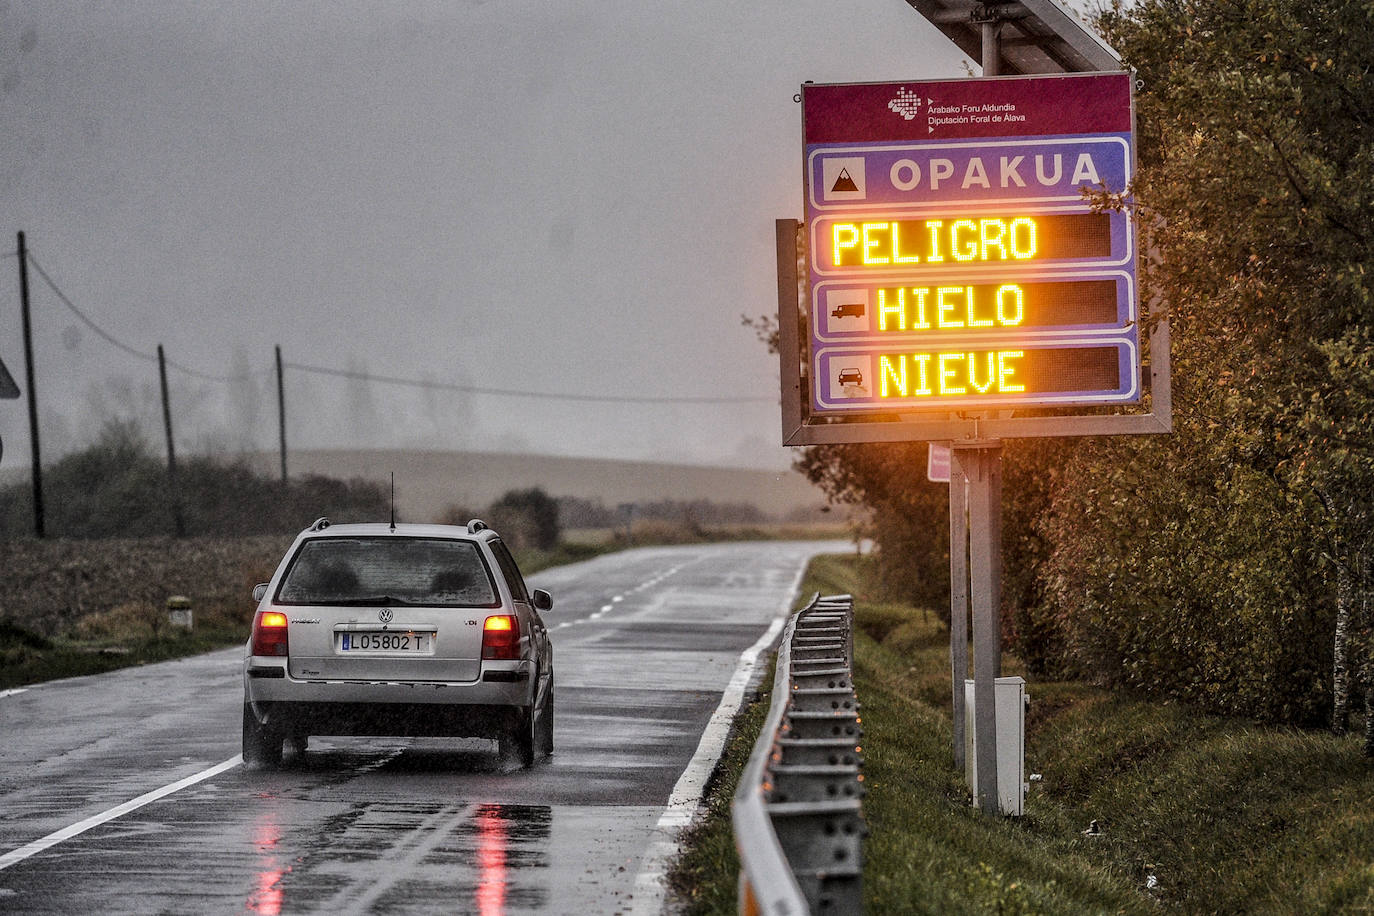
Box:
831, 301, 865, 320
837, 367, 864, 387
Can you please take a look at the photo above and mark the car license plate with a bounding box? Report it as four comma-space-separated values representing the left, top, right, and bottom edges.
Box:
337, 631, 435, 654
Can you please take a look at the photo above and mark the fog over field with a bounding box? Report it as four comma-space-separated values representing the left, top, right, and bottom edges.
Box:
250, 448, 828, 523
0, 0, 968, 472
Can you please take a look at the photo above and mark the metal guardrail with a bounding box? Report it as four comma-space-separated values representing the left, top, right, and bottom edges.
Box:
733, 593, 865, 915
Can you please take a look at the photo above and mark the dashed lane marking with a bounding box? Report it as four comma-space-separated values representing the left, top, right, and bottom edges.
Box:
552, 560, 695, 629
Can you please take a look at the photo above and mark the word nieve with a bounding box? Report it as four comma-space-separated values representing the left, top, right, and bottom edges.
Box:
877, 351, 1025, 397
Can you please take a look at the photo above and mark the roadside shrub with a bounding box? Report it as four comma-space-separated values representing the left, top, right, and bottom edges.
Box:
39, 420, 172, 539
0, 420, 388, 539
486, 487, 560, 551
1036, 434, 1333, 724
796, 441, 950, 614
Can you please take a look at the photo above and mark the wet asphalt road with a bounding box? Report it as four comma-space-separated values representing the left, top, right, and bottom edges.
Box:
0, 540, 842, 915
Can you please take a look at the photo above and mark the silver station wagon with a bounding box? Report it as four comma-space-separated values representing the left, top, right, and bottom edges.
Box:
242, 518, 554, 767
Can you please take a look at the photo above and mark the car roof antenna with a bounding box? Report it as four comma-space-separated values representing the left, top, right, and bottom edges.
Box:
389, 472, 396, 532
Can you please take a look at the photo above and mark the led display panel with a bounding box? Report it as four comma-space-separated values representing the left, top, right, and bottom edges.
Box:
802, 72, 1140, 413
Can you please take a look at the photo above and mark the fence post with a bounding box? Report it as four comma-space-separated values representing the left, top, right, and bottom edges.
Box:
157, 344, 186, 537
275, 345, 288, 484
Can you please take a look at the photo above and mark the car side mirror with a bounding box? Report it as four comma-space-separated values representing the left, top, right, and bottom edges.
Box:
531, 588, 553, 612
253, 583, 269, 603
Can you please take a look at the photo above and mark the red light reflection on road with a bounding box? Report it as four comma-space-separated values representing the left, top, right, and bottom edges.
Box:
475, 804, 508, 916
248, 814, 287, 915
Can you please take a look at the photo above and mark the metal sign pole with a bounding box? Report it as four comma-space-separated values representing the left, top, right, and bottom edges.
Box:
965, 1, 1008, 819
960, 442, 1004, 815
944, 12, 1008, 818
948, 451, 969, 772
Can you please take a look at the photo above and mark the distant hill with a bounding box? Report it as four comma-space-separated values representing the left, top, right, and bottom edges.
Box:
246, 449, 825, 524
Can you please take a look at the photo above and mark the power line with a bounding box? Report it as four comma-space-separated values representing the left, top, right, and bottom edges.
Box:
284, 360, 776, 405
24, 252, 272, 383
19, 249, 774, 406
26, 255, 157, 365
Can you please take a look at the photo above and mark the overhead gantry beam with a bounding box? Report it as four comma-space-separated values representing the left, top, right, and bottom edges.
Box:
901, 0, 1122, 74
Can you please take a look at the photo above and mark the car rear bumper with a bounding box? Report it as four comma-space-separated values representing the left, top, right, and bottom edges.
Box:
246, 698, 520, 739
244, 657, 533, 713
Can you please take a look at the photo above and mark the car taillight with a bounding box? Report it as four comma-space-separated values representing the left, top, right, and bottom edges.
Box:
482, 615, 520, 660
252, 610, 289, 657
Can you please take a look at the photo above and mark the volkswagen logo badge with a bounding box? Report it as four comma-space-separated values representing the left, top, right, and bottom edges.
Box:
378, 608, 393, 624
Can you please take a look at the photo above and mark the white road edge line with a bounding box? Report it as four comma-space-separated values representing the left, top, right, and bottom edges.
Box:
0, 755, 243, 871
0, 689, 29, 699
628, 555, 812, 915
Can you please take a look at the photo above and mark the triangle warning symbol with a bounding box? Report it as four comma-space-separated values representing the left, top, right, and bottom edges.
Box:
824, 170, 857, 195
831, 168, 859, 193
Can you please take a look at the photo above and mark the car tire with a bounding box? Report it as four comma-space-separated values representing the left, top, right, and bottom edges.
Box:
242, 704, 283, 767
499, 668, 543, 768
539, 684, 554, 757
500, 705, 536, 768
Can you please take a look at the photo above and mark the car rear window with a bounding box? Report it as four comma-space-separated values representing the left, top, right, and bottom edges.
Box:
275, 537, 500, 608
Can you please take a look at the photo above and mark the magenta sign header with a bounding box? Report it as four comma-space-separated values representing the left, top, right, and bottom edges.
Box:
803, 72, 1133, 143
799, 72, 1140, 415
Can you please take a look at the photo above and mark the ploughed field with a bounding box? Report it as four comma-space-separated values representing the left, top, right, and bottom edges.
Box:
0, 535, 289, 642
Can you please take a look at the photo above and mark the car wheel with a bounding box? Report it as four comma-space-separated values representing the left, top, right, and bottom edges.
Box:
499, 668, 542, 768
242, 704, 283, 767
499, 705, 536, 768
539, 684, 554, 757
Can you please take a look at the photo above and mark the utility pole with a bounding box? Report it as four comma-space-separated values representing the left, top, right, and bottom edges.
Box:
275, 345, 288, 484
157, 344, 185, 537
16, 232, 44, 539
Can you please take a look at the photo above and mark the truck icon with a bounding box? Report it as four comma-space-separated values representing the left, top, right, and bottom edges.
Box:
831, 301, 865, 320
837, 367, 864, 387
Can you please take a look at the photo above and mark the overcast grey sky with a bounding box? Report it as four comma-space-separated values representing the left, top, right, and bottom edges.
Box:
0, 0, 969, 470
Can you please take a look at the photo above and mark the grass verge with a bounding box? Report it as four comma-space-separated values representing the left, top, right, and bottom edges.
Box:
0, 602, 258, 690
668, 554, 1374, 914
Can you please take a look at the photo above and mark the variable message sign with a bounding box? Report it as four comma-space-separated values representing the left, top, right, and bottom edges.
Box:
802, 72, 1139, 414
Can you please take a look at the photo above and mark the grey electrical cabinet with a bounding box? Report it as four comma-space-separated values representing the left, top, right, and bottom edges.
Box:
963, 676, 1027, 817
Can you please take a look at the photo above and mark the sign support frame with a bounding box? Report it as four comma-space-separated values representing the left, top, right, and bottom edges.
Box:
776, 5, 1172, 818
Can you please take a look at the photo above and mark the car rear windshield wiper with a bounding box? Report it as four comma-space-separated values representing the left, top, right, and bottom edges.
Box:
327, 595, 421, 607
